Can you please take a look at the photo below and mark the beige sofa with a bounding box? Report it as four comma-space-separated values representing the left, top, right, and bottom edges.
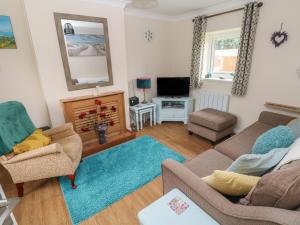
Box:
0, 123, 82, 197
162, 111, 300, 225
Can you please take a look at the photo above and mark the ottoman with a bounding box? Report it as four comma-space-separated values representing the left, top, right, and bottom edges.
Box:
188, 108, 237, 143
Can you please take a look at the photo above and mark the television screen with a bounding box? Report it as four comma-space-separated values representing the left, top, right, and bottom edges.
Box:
157, 77, 190, 97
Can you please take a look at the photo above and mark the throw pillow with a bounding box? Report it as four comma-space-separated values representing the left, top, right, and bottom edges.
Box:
13, 129, 51, 154
274, 137, 300, 170
251, 125, 294, 154
227, 147, 290, 176
240, 160, 300, 210
202, 170, 260, 196
288, 118, 300, 139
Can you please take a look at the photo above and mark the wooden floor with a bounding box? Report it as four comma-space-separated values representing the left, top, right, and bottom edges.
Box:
0, 122, 211, 225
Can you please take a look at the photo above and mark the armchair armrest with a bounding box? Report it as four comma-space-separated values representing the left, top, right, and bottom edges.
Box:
43, 123, 76, 141
162, 159, 300, 225
2, 143, 63, 165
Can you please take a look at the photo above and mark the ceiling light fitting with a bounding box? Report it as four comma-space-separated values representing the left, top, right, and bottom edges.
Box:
130, 0, 158, 9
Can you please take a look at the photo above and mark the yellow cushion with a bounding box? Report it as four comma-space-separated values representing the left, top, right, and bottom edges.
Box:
13, 129, 51, 154
202, 170, 260, 196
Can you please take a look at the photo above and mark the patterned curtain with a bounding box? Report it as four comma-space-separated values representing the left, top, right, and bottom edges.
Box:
190, 16, 207, 89
231, 2, 260, 96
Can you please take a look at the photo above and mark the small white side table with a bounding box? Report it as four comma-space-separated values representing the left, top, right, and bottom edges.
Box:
139, 108, 153, 130
138, 189, 219, 225
130, 103, 157, 131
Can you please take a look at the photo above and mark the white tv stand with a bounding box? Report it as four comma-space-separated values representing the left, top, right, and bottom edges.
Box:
152, 97, 194, 124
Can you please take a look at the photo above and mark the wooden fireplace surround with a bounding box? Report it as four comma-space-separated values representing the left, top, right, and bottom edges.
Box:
61, 91, 135, 156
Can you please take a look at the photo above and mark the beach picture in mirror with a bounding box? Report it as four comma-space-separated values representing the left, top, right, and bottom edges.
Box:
54, 13, 113, 91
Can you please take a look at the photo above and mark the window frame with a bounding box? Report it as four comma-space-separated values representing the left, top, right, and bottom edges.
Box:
203, 28, 241, 82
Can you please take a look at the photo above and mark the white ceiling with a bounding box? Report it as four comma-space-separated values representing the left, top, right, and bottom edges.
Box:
126, 0, 239, 16
88, 0, 250, 20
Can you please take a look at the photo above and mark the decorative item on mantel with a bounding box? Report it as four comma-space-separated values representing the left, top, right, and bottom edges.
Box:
137, 78, 151, 104
93, 86, 101, 96
78, 99, 116, 144
271, 23, 288, 48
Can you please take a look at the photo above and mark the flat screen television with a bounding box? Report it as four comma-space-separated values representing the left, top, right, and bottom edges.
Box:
157, 77, 190, 97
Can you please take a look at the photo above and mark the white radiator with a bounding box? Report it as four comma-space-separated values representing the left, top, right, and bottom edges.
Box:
199, 91, 230, 112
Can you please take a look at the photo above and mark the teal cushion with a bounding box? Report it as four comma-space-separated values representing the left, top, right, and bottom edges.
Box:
252, 126, 294, 154
288, 118, 300, 139
227, 147, 290, 176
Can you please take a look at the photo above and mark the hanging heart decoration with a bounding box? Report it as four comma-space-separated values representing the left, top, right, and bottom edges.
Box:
271, 23, 288, 48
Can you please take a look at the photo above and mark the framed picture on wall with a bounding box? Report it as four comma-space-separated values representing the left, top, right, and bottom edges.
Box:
54, 13, 113, 91
0, 15, 17, 49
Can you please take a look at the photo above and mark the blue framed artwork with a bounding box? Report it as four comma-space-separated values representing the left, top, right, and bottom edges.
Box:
0, 16, 17, 49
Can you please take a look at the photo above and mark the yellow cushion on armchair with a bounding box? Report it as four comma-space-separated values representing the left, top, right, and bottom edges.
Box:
13, 129, 51, 154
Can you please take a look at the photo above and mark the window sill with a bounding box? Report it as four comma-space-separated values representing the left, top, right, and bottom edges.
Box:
203, 78, 233, 83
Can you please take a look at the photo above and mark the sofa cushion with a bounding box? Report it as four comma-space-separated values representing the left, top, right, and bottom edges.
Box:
288, 117, 300, 139
227, 147, 290, 176
215, 122, 273, 160
274, 137, 300, 170
251, 126, 294, 155
185, 149, 233, 177
203, 170, 260, 196
189, 108, 237, 131
240, 160, 300, 210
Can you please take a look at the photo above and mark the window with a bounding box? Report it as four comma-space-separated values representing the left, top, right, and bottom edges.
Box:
203, 28, 241, 81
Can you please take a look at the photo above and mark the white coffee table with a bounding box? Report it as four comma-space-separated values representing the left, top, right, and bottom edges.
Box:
138, 189, 220, 225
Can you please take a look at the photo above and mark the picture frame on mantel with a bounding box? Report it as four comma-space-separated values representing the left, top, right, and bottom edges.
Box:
54, 13, 113, 91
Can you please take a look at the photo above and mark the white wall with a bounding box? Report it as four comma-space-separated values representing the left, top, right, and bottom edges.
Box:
168, 11, 243, 76
125, 15, 172, 102
22, 0, 130, 127
159, 0, 300, 131
0, 0, 50, 127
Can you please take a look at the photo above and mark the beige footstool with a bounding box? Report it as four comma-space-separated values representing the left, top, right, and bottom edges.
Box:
188, 108, 237, 143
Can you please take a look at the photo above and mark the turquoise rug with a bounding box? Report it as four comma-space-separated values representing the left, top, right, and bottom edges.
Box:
59, 135, 185, 225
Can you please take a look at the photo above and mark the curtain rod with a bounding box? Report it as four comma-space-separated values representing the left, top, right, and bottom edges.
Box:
192, 2, 263, 22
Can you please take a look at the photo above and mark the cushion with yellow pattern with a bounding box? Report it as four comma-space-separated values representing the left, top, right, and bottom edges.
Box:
202, 170, 260, 196
13, 129, 51, 154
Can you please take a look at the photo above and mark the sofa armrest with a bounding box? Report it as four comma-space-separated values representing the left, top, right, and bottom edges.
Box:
1, 143, 63, 165
259, 111, 295, 127
43, 123, 76, 141
162, 159, 231, 205
162, 159, 300, 225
